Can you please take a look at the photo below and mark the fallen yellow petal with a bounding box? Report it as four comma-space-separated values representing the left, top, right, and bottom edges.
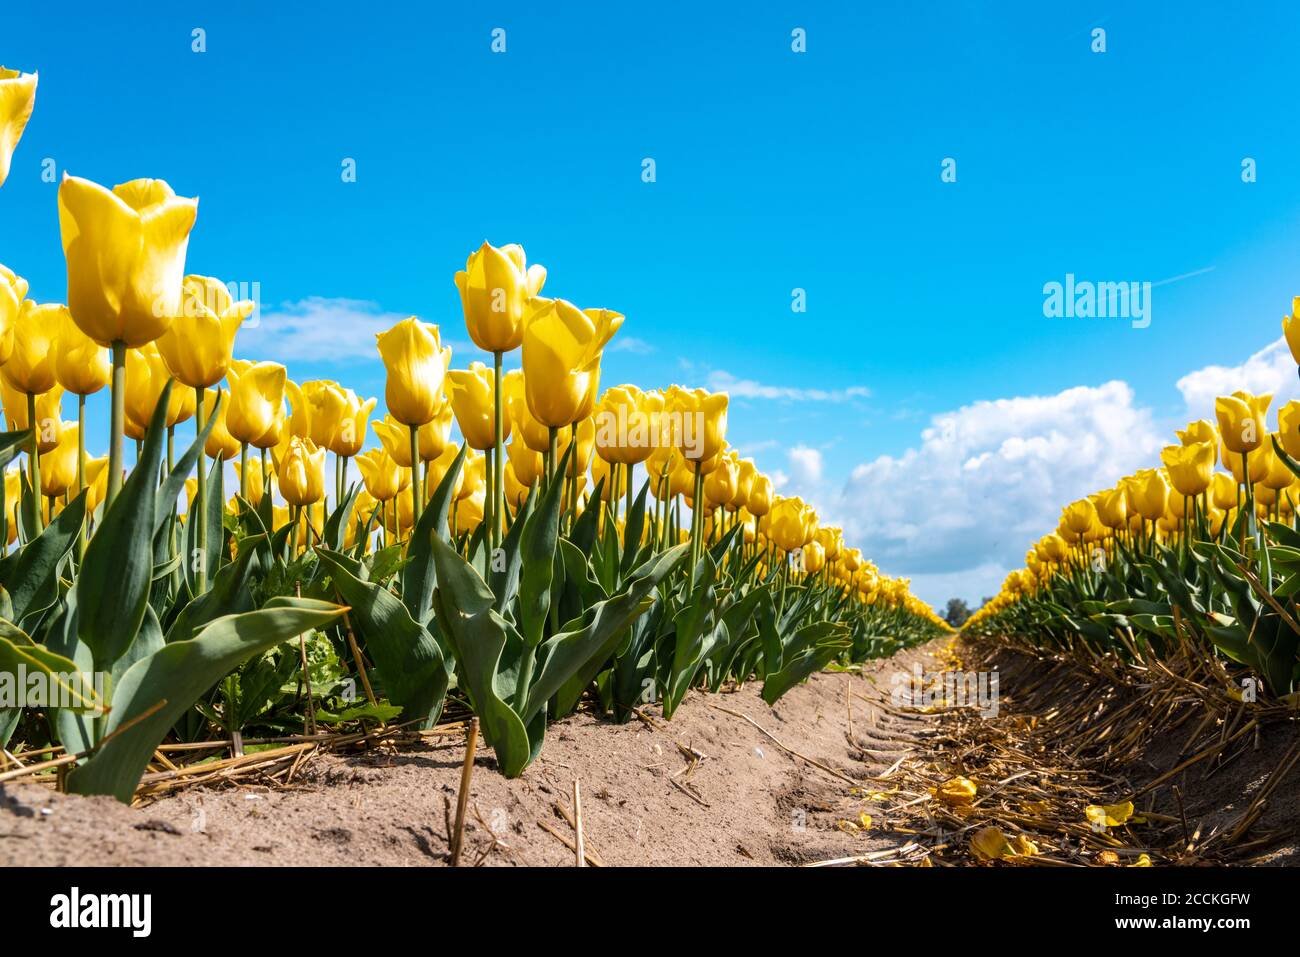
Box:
1128, 853, 1153, 867
1085, 801, 1134, 828
935, 776, 978, 806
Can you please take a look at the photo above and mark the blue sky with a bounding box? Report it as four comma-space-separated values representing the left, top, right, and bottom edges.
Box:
4, 2, 1300, 607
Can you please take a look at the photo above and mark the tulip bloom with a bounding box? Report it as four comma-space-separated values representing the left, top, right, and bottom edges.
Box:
355, 448, 410, 502
454, 242, 546, 353
1160, 442, 1214, 496
747, 474, 774, 516
417, 402, 455, 462
372, 415, 415, 468
156, 276, 252, 389
1215, 391, 1271, 455
1131, 469, 1170, 522
1093, 487, 1128, 529
333, 388, 376, 458
375, 317, 451, 427
445, 362, 507, 450
768, 497, 812, 552
277, 436, 326, 508
0, 68, 37, 188
2, 300, 63, 396
1283, 297, 1300, 365
226, 360, 287, 448
202, 389, 242, 461
521, 298, 623, 430
0, 263, 27, 364
39, 422, 78, 498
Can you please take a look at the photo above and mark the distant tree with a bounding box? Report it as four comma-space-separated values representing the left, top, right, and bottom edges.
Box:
943, 597, 972, 628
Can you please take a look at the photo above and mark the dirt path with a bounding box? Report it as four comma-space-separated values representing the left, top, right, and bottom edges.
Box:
0, 642, 948, 867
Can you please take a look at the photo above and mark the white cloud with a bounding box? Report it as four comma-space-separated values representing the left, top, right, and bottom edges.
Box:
236, 297, 470, 364
706, 369, 870, 402
788, 445, 823, 485
1175, 336, 1299, 419
823, 381, 1162, 607
607, 336, 655, 355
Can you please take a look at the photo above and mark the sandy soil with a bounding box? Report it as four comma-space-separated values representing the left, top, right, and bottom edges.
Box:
0, 644, 939, 867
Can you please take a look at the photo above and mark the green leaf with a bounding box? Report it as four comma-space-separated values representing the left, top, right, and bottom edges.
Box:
66, 596, 346, 802
429, 533, 532, 777
154, 390, 222, 537
3, 489, 86, 625
77, 380, 172, 671
0, 617, 101, 712
317, 549, 448, 728
761, 622, 851, 704
401, 443, 467, 625
517, 446, 571, 647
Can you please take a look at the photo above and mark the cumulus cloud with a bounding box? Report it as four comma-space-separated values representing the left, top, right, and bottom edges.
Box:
1175, 336, 1300, 419
236, 297, 470, 364
822, 381, 1162, 606
706, 370, 870, 402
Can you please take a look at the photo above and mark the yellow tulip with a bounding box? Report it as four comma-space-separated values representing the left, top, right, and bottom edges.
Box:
155, 275, 252, 388
768, 497, 813, 552
355, 447, 410, 502
1062, 498, 1096, 535
57, 175, 198, 347
747, 473, 774, 516
703, 453, 739, 509
1282, 297, 1300, 365
1215, 390, 1271, 455
454, 242, 546, 353
334, 388, 377, 458
52, 306, 111, 396
84, 456, 110, 514
240, 456, 269, 506
0, 263, 28, 364
38, 422, 78, 497
225, 360, 287, 448
375, 316, 451, 426
1175, 419, 1218, 464
802, 540, 825, 574
1094, 487, 1128, 529
731, 458, 757, 512
591, 453, 618, 502
202, 388, 242, 460
1278, 400, 1300, 460
372, 414, 415, 468
503, 460, 529, 510
1226, 434, 1271, 485
1131, 469, 1170, 522
1, 300, 64, 395
521, 298, 623, 428
594, 384, 654, 465
556, 416, 596, 478
1, 379, 62, 452
1261, 437, 1296, 490
1160, 442, 1214, 496
277, 437, 326, 507
815, 525, 843, 561
671, 387, 729, 464
425, 444, 467, 500
445, 361, 507, 450
0, 67, 37, 188
1210, 470, 1238, 510
3, 467, 18, 542
506, 433, 544, 487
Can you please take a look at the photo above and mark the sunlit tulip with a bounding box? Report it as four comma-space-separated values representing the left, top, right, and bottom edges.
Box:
1175, 420, 1218, 465
1277, 400, 1300, 460
355, 448, 410, 503
594, 385, 654, 466
458, 450, 487, 503
815, 525, 843, 562
226, 360, 287, 448
333, 388, 376, 458
425, 444, 466, 500
375, 316, 451, 426
503, 460, 530, 511
58, 175, 198, 348
747, 473, 774, 516
446, 362, 507, 450
156, 276, 253, 388
0, 263, 28, 364
39, 422, 78, 497
521, 298, 623, 429
0, 68, 37, 188
1261, 438, 1295, 491
1226, 435, 1271, 485
802, 541, 826, 575
240, 456, 268, 506
703, 453, 739, 509
506, 433, 544, 487
372, 414, 415, 468
1215, 391, 1271, 455
84, 456, 109, 514
731, 459, 757, 512
1210, 471, 1238, 510
277, 436, 326, 507
52, 307, 111, 397
1, 380, 62, 452
1161, 442, 1214, 496
1093, 487, 1127, 529
1062, 498, 1096, 536
1282, 297, 1300, 365
202, 388, 242, 460
1131, 469, 1170, 522
509, 373, 551, 453
671, 388, 729, 465
1, 300, 64, 395
768, 497, 813, 552
454, 242, 546, 353
3, 467, 18, 543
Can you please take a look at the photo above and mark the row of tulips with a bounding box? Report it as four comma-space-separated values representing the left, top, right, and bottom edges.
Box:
967, 304, 1300, 700
0, 65, 945, 801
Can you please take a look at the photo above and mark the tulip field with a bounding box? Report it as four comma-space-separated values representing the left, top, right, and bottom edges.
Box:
0, 65, 947, 808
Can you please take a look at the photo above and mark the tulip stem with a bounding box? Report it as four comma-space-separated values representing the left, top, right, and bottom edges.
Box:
547, 427, 558, 487
26, 392, 42, 534
195, 386, 208, 595
492, 351, 504, 550
239, 442, 249, 503
690, 464, 704, 586
105, 342, 127, 513
409, 425, 422, 536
